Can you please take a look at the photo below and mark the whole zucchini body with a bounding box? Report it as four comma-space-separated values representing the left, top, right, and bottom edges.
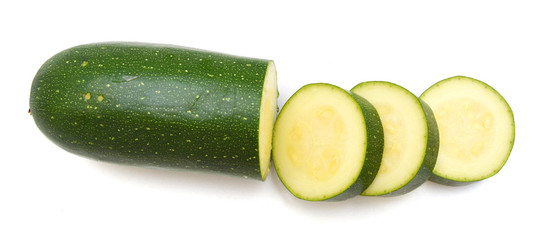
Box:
29, 42, 278, 180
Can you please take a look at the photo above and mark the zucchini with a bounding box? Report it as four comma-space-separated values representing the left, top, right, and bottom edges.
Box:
420, 76, 515, 185
29, 42, 278, 180
351, 81, 438, 196
272, 83, 383, 201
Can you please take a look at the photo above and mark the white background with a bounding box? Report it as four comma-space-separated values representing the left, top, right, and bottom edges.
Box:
2, 0, 545, 239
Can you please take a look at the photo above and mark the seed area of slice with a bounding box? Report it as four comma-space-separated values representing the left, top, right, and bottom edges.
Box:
285, 107, 347, 181
273, 83, 369, 201
420, 76, 515, 183
352, 81, 438, 196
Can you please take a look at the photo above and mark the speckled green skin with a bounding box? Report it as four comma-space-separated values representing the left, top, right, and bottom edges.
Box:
348, 93, 384, 197
29, 42, 273, 180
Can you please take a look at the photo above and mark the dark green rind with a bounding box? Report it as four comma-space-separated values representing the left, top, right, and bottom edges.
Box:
421, 76, 515, 185
428, 174, 475, 186
29, 42, 273, 180
348, 93, 384, 196
377, 100, 439, 196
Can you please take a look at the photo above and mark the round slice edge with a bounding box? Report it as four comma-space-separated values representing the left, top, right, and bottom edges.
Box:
273, 83, 382, 201
352, 81, 438, 196
420, 76, 515, 184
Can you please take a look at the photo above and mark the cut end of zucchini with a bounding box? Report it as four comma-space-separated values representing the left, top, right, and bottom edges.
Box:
258, 61, 278, 181
352, 81, 436, 196
273, 83, 368, 201
421, 76, 514, 183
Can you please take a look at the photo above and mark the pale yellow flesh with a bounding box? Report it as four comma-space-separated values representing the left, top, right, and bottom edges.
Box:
353, 83, 427, 195
273, 85, 366, 200
421, 77, 514, 181
258, 61, 278, 180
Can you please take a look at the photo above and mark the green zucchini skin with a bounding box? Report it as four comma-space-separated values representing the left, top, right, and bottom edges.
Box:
29, 42, 274, 180
428, 174, 474, 186
350, 93, 384, 194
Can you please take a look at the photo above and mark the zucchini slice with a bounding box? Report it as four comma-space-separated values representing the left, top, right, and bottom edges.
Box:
420, 76, 515, 185
352, 81, 439, 196
29, 42, 278, 180
272, 83, 383, 201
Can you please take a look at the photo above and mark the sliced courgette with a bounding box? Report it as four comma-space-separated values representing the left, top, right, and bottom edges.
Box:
272, 83, 383, 201
420, 76, 515, 185
352, 81, 438, 196
29, 42, 277, 180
